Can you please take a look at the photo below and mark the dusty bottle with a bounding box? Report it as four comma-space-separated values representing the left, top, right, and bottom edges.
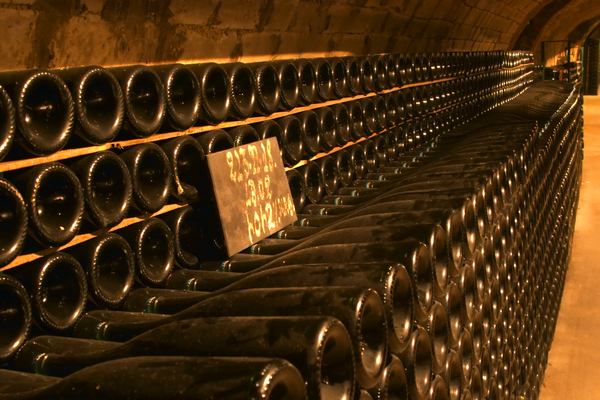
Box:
160, 135, 205, 202
12, 162, 84, 247
68, 233, 135, 309
273, 61, 300, 110
359, 56, 376, 94
312, 58, 334, 101
0, 178, 28, 267
222, 62, 256, 120
331, 104, 353, 146
0, 356, 308, 400
189, 63, 230, 125
70, 151, 132, 229
158, 205, 205, 269
344, 57, 362, 96
247, 62, 281, 115
314, 107, 338, 152
119, 143, 172, 214
227, 124, 261, 146
297, 161, 324, 204
0, 69, 74, 156
74, 286, 388, 389
294, 59, 318, 105
195, 128, 234, 154
109, 65, 166, 138
7, 252, 87, 333
0, 85, 15, 161
286, 169, 306, 213
399, 326, 432, 400
151, 64, 200, 131
297, 110, 321, 158
16, 316, 354, 400
367, 355, 408, 400
117, 218, 175, 288
57, 65, 124, 144
275, 115, 304, 166
0, 274, 32, 362
327, 57, 348, 98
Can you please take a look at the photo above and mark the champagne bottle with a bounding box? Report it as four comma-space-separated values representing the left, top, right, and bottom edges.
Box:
158, 205, 204, 269
294, 59, 317, 105
117, 218, 174, 288
328, 57, 348, 98
119, 143, 172, 214
273, 61, 300, 110
160, 136, 205, 202
334, 149, 355, 187
0, 85, 15, 161
108, 65, 166, 138
331, 103, 353, 146
314, 155, 339, 196
344, 57, 362, 96
160, 262, 413, 354
222, 62, 256, 120
348, 143, 368, 179
0, 356, 308, 400
195, 128, 234, 154
67, 233, 134, 310
297, 110, 321, 158
74, 286, 388, 389
189, 63, 230, 125
275, 115, 304, 166
371, 55, 388, 91
56, 66, 124, 144
421, 300, 449, 375
314, 107, 338, 152
441, 349, 462, 400
442, 281, 463, 351
69, 151, 132, 229
286, 169, 307, 213
348, 101, 366, 140
367, 355, 407, 400
0, 69, 74, 156
0, 274, 32, 362
359, 56, 375, 94
7, 252, 87, 333
227, 124, 261, 146
12, 162, 84, 247
399, 326, 432, 400
16, 316, 354, 400
151, 64, 200, 131
313, 58, 334, 101
248, 62, 280, 115
253, 119, 284, 160
360, 97, 377, 136
0, 178, 28, 267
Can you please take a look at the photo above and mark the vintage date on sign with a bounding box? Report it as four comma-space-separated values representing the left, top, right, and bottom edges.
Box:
206, 137, 297, 256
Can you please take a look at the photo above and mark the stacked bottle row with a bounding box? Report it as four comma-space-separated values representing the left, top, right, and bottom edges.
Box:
0, 63, 574, 400
0, 50, 530, 163
0, 55, 534, 272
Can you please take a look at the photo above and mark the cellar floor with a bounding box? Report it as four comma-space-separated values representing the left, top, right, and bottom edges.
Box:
539, 95, 600, 399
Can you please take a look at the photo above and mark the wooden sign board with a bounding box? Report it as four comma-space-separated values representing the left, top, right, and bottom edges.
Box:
206, 137, 297, 256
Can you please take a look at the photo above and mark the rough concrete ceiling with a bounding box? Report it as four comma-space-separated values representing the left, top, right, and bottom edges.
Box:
0, 0, 595, 71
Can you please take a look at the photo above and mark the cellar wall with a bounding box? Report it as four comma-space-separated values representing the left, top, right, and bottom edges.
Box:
0, 0, 545, 71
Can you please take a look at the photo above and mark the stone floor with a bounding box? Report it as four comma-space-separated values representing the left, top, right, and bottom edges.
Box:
539, 95, 600, 399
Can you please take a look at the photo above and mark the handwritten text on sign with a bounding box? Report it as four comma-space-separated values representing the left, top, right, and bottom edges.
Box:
206, 137, 297, 256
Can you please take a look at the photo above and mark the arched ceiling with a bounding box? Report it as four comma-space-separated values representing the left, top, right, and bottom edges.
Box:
0, 0, 596, 71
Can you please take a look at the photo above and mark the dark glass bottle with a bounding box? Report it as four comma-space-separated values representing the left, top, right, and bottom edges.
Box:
160, 136, 205, 202
0, 178, 28, 267
372, 55, 388, 92
151, 64, 200, 131
195, 128, 234, 154
0, 70, 74, 156
315, 155, 339, 196
298, 161, 324, 204
109, 65, 166, 138
384, 54, 399, 89
399, 326, 432, 400
158, 205, 205, 269
275, 116, 304, 167
314, 107, 337, 152
396, 53, 408, 86
312, 58, 334, 102
273, 61, 300, 110
117, 218, 175, 288
16, 316, 350, 400
294, 59, 318, 105
368, 355, 408, 400
360, 97, 378, 136
328, 57, 348, 98
190, 63, 230, 125
73, 286, 387, 390
119, 143, 172, 214
227, 124, 261, 146
0, 273, 32, 362
344, 57, 362, 96
221, 62, 256, 120
253, 119, 286, 161
12, 162, 84, 247
0, 85, 15, 161
69, 151, 132, 229
348, 101, 366, 141
297, 110, 321, 158
2, 356, 308, 400
57, 66, 124, 144
286, 169, 307, 213
333, 149, 355, 187
348, 143, 367, 179
7, 252, 87, 333
248, 62, 281, 115
68, 233, 135, 309
331, 104, 353, 146
359, 56, 376, 94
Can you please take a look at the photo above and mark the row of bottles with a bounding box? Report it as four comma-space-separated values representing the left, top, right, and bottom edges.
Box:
0, 51, 551, 400
0, 51, 530, 162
